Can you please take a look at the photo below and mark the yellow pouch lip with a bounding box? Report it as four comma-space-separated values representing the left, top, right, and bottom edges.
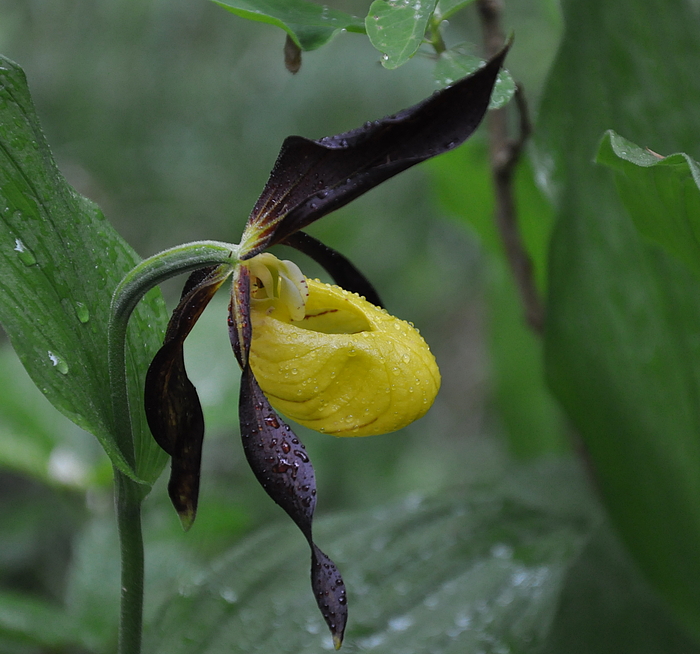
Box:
249, 279, 440, 437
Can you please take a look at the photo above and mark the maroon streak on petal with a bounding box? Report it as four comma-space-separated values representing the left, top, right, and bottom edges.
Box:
228, 263, 251, 369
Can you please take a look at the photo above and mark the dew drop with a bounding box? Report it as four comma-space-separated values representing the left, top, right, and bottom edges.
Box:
220, 588, 238, 604
48, 351, 69, 375
14, 238, 37, 266
74, 301, 90, 323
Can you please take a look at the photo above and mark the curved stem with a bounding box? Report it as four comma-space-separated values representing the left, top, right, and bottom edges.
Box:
107, 239, 240, 654
428, 16, 447, 54
108, 240, 239, 469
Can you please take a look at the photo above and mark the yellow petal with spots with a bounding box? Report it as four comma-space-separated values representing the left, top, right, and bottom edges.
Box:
249, 279, 440, 436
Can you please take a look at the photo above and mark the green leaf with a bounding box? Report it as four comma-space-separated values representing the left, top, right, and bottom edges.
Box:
64, 510, 208, 652
0, 343, 111, 488
536, 0, 700, 640
597, 130, 700, 276
0, 590, 92, 651
145, 461, 699, 652
0, 56, 169, 484
542, 526, 700, 654
487, 257, 569, 459
212, 0, 366, 51
146, 461, 594, 653
434, 50, 516, 109
430, 139, 557, 278
435, 0, 477, 21
427, 141, 564, 458
366, 0, 438, 69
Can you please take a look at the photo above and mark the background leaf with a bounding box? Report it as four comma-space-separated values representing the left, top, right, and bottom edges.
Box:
427, 140, 565, 458
434, 51, 516, 110
535, 0, 700, 639
0, 57, 168, 485
0, 589, 92, 651
145, 460, 697, 653
435, 0, 478, 21
597, 130, 700, 276
0, 344, 110, 488
366, 0, 438, 69
213, 0, 366, 51
145, 460, 595, 654
541, 525, 700, 654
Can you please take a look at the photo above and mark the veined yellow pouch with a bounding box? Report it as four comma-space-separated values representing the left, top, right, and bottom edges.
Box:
249, 277, 440, 436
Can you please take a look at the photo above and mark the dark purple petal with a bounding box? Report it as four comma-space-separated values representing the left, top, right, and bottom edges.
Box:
312, 544, 348, 650
284, 34, 302, 74
282, 231, 384, 308
239, 364, 347, 646
239, 364, 316, 537
145, 341, 204, 530
240, 43, 510, 257
228, 264, 251, 369
144, 265, 230, 529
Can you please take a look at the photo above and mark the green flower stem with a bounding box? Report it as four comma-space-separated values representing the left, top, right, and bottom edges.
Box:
108, 240, 240, 654
109, 240, 240, 471
427, 16, 447, 55
115, 470, 145, 654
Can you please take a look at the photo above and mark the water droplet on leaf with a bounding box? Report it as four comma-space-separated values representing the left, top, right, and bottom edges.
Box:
14, 238, 36, 266
74, 301, 90, 323
47, 351, 69, 375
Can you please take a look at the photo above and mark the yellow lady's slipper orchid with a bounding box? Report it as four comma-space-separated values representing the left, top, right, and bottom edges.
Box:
144, 46, 508, 648
246, 255, 440, 436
